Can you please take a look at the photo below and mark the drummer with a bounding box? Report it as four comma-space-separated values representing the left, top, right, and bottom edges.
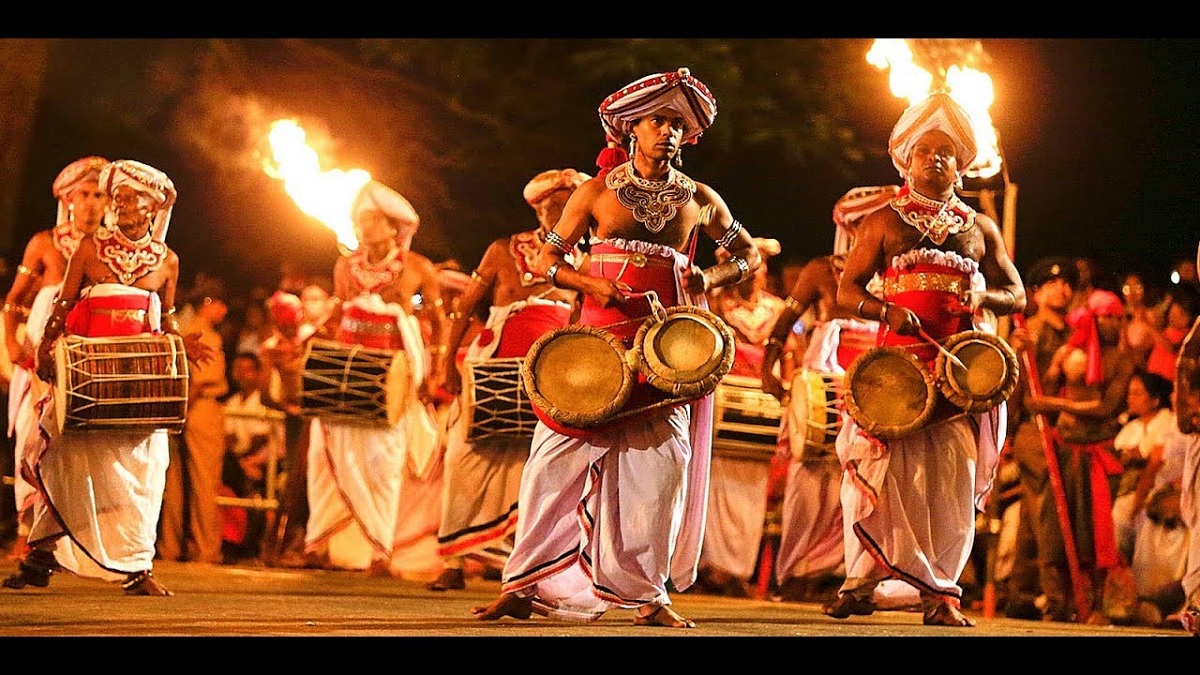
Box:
472, 67, 762, 629
302, 180, 446, 577
425, 167, 587, 591
697, 236, 787, 598
829, 90, 1026, 627
6, 159, 213, 596
761, 185, 899, 606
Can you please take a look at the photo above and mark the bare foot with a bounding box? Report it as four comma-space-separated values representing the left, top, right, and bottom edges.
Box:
471, 592, 533, 621
922, 601, 974, 627
122, 571, 174, 597
633, 604, 696, 628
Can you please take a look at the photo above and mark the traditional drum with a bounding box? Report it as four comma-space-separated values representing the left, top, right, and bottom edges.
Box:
300, 338, 409, 427
786, 368, 844, 461
462, 356, 538, 443
629, 305, 735, 399
522, 324, 634, 429
711, 374, 784, 462
843, 346, 937, 440
934, 330, 1020, 413
54, 333, 189, 432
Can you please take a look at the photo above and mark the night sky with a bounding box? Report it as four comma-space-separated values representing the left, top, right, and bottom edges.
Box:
9, 38, 1200, 300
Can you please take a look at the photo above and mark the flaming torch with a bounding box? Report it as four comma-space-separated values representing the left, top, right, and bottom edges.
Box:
262, 119, 371, 252
866, 39, 1016, 256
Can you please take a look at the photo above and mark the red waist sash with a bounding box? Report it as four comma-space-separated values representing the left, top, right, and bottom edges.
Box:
66, 293, 154, 337
879, 262, 973, 365
336, 305, 403, 350
494, 303, 572, 358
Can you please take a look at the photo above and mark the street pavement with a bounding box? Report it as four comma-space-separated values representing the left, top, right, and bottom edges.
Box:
0, 558, 1193, 640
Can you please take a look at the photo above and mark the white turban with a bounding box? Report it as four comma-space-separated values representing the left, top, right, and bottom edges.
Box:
52, 156, 109, 226
888, 90, 978, 182
351, 180, 420, 248
522, 168, 591, 206
598, 67, 717, 146
98, 159, 177, 242
831, 185, 901, 256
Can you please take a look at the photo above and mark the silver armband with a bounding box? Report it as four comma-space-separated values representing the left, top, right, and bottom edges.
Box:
730, 256, 750, 284
546, 261, 564, 287
715, 220, 743, 249
545, 231, 572, 254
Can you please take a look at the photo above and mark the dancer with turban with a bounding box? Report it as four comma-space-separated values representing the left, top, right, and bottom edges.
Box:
3, 156, 109, 561
426, 168, 587, 591
472, 68, 763, 628
830, 91, 1026, 627
5, 159, 212, 595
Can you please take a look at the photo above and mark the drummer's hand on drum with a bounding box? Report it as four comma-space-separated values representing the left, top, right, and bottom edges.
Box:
881, 302, 921, 336
182, 332, 216, 366
681, 264, 709, 296
583, 277, 629, 309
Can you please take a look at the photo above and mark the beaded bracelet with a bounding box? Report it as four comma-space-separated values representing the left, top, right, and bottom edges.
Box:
545, 231, 572, 254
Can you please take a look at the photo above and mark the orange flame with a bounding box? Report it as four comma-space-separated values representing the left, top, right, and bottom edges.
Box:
262, 119, 371, 250
867, 39, 1002, 179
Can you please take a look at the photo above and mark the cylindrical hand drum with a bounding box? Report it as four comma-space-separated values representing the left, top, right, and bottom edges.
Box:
935, 330, 1020, 413
629, 305, 735, 399
786, 368, 844, 461
522, 325, 634, 429
711, 373, 784, 462
843, 346, 937, 439
54, 333, 190, 432
300, 338, 409, 427
463, 356, 538, 443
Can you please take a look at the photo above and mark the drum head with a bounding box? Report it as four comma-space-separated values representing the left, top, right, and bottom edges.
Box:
936, 330, 1020, 413
634, 306, 735, 399
522, 325, 634, 428
843, 346, 936, 439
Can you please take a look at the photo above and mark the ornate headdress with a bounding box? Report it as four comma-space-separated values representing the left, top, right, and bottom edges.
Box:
831, 185, 901, 256
52, 156, 109, 226
351, 180, 420, 250
888, 90, 979, 185
596, 67, 717, 176
98, 159, 177, 242
523, 168, 591, 206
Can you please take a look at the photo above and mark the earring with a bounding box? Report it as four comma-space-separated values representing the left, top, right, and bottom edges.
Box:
673, 147, 683, 168
67, 203, 75, 225
628, 135, 637, 157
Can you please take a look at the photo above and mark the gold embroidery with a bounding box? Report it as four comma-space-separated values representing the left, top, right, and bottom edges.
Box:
882, 272, 969, 298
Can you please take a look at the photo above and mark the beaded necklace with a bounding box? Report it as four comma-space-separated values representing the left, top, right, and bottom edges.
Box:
347, 242, 404, 294
51, 221, 86, 260
605, 161, 696, 233
94, 225, 168, 284
891, 184, 976, 246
